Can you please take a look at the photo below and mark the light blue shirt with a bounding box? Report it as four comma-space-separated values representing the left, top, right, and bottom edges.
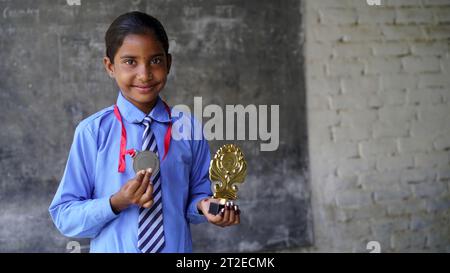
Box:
49, 91, 212, 253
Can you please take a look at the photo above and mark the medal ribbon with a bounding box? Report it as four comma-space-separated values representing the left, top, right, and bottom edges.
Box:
113, 100, 172, 173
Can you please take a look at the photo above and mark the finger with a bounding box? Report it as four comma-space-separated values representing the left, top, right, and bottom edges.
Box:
218, 203, 231, 226
205, 207, 224, 224
227, 203, 236, 225
141, 198, 154, 209
233, 205, 240, 225
135, 168, 152, 196
139, 182, 154, 207
128, 170, 145, 193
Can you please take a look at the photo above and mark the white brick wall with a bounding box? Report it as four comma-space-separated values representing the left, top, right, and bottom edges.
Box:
304, 0, 450, 252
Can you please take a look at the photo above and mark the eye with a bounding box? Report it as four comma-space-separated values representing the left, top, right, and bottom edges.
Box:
124, 59, 136, 65
151, 57, 162, 65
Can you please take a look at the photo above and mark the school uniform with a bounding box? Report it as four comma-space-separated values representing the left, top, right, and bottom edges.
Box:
49, 91, 212, 252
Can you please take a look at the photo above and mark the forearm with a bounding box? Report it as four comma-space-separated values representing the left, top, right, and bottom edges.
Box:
49, 196, 119, 238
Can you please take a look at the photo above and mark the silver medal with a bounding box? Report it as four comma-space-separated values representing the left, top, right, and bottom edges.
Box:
133, 150, 160, 175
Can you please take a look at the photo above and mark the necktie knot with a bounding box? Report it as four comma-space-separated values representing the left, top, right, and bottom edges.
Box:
142, 116, 152, 127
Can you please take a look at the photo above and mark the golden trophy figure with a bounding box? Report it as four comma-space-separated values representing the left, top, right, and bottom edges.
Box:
208, 144, 247, 215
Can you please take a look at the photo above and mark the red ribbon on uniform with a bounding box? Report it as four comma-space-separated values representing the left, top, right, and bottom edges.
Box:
113, 101, 172, 173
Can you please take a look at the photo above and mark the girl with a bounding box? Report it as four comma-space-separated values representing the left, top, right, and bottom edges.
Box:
49, 11, 239, 253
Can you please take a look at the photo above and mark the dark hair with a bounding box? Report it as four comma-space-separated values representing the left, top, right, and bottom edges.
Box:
105, 11, 169, 63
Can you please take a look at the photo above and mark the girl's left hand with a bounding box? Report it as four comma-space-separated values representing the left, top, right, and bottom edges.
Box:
197, 198, 240, 227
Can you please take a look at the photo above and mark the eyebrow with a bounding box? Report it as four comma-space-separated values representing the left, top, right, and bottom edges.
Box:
120, 53, 165, 59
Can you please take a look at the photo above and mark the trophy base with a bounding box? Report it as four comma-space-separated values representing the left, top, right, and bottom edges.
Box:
208, 202, 225, 215
207, 198, 229, 215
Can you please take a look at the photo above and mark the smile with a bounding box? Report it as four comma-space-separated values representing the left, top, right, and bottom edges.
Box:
132, 84, 158, 93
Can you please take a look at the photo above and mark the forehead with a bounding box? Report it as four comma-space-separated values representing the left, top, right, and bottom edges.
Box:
116, 33, 165, 57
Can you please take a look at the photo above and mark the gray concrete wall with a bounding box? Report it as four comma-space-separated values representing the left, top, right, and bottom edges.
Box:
0, 0, 311, 252
303, 0, 450, 252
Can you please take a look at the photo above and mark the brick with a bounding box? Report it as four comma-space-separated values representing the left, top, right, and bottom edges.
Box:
372, 121, 409, 138
361, 171, 404, 191
433, 7, 450, 23
386, 199, 427, 216
319, 8, 358, 25
346, 204, 387, 221
396, 8, 434, 24
433, 135, 450, 151
371, 217, 409, 251
419, 74, 450, 88
327, 25, 384, 42
326, 174, 360, 190
306, 60, 326, 78
330, 93, 369, 110
314, 25, 344, 42
335, 190, 373, 209
365, 57, 403, 75
408, 87, 445, 106
309, 78, 340, 95
319, 141, 360, 160
378, 106, 416, 124
309, 110, 340, 127
441, 56, 450, 74
426, 196, 450, 212
327, 59, 365, 76
417, 104, 450, 124
333, 124, 371, 142
341, 76, 380, 94
437, 167, 450, 181
425, 25, 450, 39
412, 181, 448, 198
411, 41, 449, 56
391, 230, 427, 250
333, 43, 372, 58
427, 228, 450, 251
307, 94, 331, 110
338, 157, 376, 175
341, 109, 378, 126
308, 125, 333, 147
410, 121, 449, 138
357, 7, 396, 24
414, 152, 449, 168
307, 42, 333, 59
401, 168, 432, 183
381, 25, 427, 41
402, 56, 441, 73
381, 73, 418, 90
372, 42, 410, 56
397, 137, 433, 154
422, 0, 450, 6
309, 0, 363, 9
360, 138, 397, 157
373, 187, 411, 203
369, 89, 407, 107
385, 0, 423, 7
376, 155, 414, 171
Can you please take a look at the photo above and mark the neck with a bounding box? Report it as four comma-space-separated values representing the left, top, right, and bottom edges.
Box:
135, 99, 157, 114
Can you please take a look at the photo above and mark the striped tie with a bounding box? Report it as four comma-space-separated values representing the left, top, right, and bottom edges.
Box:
137, 116, 165, 253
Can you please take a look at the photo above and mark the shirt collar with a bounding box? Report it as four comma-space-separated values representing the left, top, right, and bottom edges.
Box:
116, 91, 171, 124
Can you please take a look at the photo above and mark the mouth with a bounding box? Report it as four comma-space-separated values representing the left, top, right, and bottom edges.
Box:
132, 84, 158, 94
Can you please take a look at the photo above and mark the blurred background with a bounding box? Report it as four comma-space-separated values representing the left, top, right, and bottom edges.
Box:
0, 0, 449, 253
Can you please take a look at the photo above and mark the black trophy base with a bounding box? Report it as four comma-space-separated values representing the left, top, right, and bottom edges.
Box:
208, 202, 225, 215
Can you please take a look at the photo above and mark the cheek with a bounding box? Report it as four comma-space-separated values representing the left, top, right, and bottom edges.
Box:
154, 69, 168, 82
115, 69, 134, 85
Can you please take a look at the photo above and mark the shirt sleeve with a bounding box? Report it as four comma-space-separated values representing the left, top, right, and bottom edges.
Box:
186, 119, 213, 224
49, 123, 118, 238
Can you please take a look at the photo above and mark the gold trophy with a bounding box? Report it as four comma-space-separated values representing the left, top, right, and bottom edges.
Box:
208, 144, 247, 215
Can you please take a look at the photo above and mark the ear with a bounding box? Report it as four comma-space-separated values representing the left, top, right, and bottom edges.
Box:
103, 56, 115, 78
166, 53, 172, 74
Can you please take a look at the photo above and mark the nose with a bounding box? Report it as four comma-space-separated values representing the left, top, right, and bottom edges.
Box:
137, 64, 153, 82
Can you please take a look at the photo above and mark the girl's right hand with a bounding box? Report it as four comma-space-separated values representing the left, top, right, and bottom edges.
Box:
109, 168, 154, 214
